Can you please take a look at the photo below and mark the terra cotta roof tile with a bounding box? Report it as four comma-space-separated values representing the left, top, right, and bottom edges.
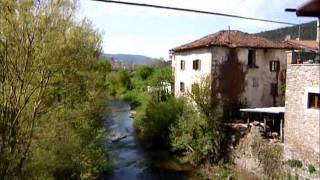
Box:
171, 30, 297, 52
286, 40, 318, 51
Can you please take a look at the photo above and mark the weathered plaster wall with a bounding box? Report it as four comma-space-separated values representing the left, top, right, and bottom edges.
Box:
284, 64, 320, 166
172, 47, 287, 107
238, 49, 287, 107
173, 47, 212, 96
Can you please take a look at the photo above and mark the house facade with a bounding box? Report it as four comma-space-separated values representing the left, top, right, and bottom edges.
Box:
171, 30, 295, 108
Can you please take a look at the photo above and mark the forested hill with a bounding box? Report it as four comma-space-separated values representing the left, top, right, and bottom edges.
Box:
254, 21, 317, 41
103, 53, 157, 65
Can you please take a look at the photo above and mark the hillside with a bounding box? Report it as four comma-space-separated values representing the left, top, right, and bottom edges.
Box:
255, 21, 317, 41
103, 53, 157, 66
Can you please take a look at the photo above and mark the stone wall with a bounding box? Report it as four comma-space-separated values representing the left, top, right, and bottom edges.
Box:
284, 64, 320, 167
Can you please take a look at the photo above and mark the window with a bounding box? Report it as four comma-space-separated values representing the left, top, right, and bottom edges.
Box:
270, 60, 280, 72
180, 60, 185, 70
252, 77, 259, 88
248, 50, 256, 68
180, 82, 185, 92
270, 83, 278, 96
308, 93, 320, 109
193, 60, 201, 70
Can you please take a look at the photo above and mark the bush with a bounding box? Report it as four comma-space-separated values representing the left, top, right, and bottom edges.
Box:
216, 165, 232, 179
286, 159, 303, 168
135, 66, 154, 80
106, 70, 131, 97
258, 144, 283, 179
308, 164, 316, 174
170, 76, 224, 164
170, 104, 224, 164
135, 97, 185, 141
248, 127, 284, 179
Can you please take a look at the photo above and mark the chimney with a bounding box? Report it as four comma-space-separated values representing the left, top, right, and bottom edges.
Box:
285, 35, 291, 41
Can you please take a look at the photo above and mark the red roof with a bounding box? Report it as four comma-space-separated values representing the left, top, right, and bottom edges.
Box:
171, 30, 296, 52
296, 0, 320, 17
286, 40, 318, 51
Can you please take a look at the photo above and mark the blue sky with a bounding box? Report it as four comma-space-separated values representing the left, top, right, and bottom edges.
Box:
77, 0, 315, 58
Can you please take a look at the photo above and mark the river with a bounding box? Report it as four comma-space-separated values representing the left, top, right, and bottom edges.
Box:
99, 100, 196, 180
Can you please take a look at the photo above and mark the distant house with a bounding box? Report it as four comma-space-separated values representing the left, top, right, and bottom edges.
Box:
286, 39, 318, 64
170, 30, 296, 108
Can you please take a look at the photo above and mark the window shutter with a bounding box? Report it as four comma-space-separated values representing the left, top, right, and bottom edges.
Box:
269, 61, 272, 71
198, 60, 201, 70
276, 61, 280, 72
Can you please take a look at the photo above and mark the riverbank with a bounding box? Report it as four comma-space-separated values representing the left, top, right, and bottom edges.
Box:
100, 100, 197, 180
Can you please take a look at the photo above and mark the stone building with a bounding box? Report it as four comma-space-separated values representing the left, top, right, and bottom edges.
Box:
284, 63, 320, 166
170, 30, 295, 108
284, 0, 320, 167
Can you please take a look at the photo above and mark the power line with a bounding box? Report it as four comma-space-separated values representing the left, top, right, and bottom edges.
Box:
91, 0, 297, 26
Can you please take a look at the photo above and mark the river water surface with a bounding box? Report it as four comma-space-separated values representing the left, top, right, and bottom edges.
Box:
99, 100, 195, 180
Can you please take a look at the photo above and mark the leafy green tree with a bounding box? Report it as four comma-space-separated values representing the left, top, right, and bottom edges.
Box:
135, 66, 154, 80
170, 76, 224, 164
106, 69, 131, 97
0, 1, 109, 179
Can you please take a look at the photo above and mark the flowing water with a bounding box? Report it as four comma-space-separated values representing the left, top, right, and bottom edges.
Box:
99, 100, 195, 180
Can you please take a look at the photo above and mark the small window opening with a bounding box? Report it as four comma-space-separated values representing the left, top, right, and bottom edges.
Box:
308, 93, 320, 109
270, 60, 280, 72
180, 82, 185, 92
252, 77, 259, 88
180, 60, 185, 70
193, 60, 201, 70
248, 50, 256, 68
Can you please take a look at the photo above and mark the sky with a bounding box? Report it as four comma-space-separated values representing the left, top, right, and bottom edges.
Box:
77, 0, 315, 59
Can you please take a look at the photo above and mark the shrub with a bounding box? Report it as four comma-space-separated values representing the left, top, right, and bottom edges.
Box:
286, 159, 303, 168
249, 127, 284, 179
216, 165, 232, 179
258, 144, 283, 179
135, 97, 185, 141
170, 106, 217, 163
170, 76, 224, 164
135, 66, 154, 80
308, 165, 316, 174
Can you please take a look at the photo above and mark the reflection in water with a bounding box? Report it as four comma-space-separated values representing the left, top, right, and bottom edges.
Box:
99, 100, 194, 180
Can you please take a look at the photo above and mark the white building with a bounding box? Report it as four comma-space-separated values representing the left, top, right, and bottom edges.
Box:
170, 30, 296, 108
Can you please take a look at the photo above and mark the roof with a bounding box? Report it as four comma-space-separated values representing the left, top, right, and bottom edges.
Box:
240, 107, 285, 114
296, 0, 320, 17
286, 40, 318, 52
171, 30, 297, 52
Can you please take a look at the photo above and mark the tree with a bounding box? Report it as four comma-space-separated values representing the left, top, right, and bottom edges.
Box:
0, 1, 109, 179
170, 76, 224, 164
